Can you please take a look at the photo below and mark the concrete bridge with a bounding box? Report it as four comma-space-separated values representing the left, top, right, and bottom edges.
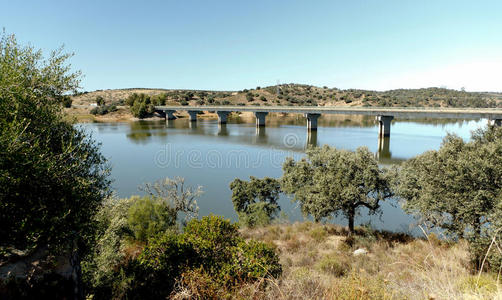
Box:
155, 105, 502, 139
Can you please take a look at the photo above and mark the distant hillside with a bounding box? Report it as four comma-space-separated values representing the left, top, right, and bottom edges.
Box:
72, 84, 502, 109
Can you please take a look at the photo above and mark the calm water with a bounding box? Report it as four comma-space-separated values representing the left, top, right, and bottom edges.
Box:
79, 114, 487, 234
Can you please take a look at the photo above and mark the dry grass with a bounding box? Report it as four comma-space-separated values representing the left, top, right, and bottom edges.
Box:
224, 222, 502, 300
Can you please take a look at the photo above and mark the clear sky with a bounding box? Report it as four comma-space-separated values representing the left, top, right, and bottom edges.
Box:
2, 0, 502, 92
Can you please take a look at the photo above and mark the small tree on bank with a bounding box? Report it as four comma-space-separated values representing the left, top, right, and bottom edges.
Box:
230, 176, 281, 227
281, 145, 392, 234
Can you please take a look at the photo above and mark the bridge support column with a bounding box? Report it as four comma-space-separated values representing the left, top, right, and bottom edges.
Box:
489, 119, 502, 126
217, 111, 230, 124
254, 112, 268, 127
377, 115, 394, 138
164, 110, 176, 120
187, 111, 198, 122
305, 113, 321, 131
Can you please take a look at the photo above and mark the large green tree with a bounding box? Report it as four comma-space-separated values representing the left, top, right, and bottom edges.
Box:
281, 145, 391, 234
394, 126, 502, 244
0, 32, 110, 295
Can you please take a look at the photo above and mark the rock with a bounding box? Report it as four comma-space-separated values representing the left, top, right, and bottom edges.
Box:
353, 248, 368, 256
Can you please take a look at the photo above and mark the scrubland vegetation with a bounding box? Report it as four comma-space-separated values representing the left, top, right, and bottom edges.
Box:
68, 84, 502, 120
3, 32, 502, 299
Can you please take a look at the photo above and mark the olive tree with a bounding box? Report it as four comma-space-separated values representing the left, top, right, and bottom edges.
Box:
0, 32, 110, 297
230, 176, 281, 227
394, 126, 502, 268
281, 145, 392, 234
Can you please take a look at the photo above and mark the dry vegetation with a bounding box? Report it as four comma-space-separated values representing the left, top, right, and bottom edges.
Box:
187, 222, 502, 300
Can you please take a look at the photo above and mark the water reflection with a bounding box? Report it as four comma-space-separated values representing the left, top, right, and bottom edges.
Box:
376, 137, 391, 160
80, 115, 486, 233
117, 115, 484, 164
217, 123, 228, 136
306, 130, 318, 148
255, 126, 267, 143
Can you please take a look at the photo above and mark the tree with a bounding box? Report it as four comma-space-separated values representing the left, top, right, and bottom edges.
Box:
394, 126, 502, 241
95, 95, 105, 106
229, 177, 281, 227
281, 145, 392, 234
0, 31, 111, 298
139, 176, 202, 226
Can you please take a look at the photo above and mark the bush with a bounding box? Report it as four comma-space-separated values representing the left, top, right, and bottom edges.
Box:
85, 214, 282, 298
95, 96, 105, 106
90, 104, 117, 116
62, 95, 72, 108
127, 196, 177, 242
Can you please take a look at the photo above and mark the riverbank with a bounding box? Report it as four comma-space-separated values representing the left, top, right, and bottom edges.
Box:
209, 222, 500, 300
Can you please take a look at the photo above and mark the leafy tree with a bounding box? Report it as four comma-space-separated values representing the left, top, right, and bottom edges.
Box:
0, 31, 110, 296
95, 95, 105, 106
281, 145, 392, 234
230, 177, 281, 227
394, 126, 502, 267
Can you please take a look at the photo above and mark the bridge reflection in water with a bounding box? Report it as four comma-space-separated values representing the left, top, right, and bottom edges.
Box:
123, 115, 485, 165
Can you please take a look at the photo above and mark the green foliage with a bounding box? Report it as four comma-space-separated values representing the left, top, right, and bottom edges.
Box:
85, 213, 282, 298
90, 104, 117, 115
0, 31, 110, 257
230, 177, 281, 227
62, 95, 72, 107
182, 216, 282, 284
394, 126, 502, 269
281, 145, 392, 234
126, 93, 155, 118
95, 95, 105, 106
127, 196, 177, 242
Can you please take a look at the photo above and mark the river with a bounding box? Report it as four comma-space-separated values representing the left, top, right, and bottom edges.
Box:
79, 113, 487, 234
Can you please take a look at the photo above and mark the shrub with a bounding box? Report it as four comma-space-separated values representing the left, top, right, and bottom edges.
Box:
90, 104, 117, 115
316, 256, 349, 277
95, 96, 105, 106
260, 96, 267, 101
62, 95, 72, 108
127, 196, 177, 242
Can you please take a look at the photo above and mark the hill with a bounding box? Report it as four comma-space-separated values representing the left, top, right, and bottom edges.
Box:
67, 85, 502, 121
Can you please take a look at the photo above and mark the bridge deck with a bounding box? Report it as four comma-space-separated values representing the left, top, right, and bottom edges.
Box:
155, 106, 502, 119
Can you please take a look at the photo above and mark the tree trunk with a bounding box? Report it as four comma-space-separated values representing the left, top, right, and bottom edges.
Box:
70, 239, 84, 300
348, 208, 355, 236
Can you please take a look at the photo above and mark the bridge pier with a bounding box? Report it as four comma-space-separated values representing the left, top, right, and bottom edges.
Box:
489, 119, 502, 126
217, 111, 230, 124
164, 110, 176, 120
305, 113, 321, 131
377, 115, 393, 138
187, 111, 198, 122
254, 112, 268, 127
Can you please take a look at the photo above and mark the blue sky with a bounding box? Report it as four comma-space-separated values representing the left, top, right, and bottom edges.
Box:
2, 0, 502, 92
